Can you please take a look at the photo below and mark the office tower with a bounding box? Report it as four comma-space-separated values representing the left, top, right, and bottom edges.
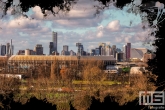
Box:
6, 43, 10, 55
52, 31, 57, 52
106, 45, 111, 56
112, 45, 116, 58
17, 50, 25, 55
99, 43, 106, 55
117, 52, 124, 62
90, 49, 95, 56
95, 48, 100, 55
34, 44, 43, 55
76, 43, 84, 56
9, 45, 14, 55
61, 45, 69, 55
49, 42, 54, 55
63, 45, 68, 52
1, 45, 6, 56
126, 43, 131, 60
123, 45, 127, 61
10, 39, 13, 55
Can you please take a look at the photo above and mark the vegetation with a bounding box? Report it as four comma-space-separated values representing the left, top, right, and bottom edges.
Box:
1, 0, 165, 109
122, 67, 130, 74
0, 58, 157, 109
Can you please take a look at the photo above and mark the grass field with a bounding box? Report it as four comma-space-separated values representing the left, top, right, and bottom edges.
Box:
72, 80, 122, 85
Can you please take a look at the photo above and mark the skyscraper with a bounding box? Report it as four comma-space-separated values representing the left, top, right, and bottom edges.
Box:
63, 45, 68, 52
76, 43, 83, 56
126, 43, 131, 60
123, 45, 127, 61
112, 45, 116, 58
6, 43, 10, 55
61, 45, 69, 55
99, 43, 106, 55
34, 44, 43, 55
106, 45, 111, 56
1, 45, 6, 56
49, 42, 54, 55
10, 39, 12, 56
52, 31, 57, 52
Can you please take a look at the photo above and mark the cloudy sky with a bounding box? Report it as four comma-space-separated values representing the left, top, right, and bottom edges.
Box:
0, 0, 154, 55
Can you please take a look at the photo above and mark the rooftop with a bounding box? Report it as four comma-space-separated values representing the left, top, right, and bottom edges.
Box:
8, 55, 116, 61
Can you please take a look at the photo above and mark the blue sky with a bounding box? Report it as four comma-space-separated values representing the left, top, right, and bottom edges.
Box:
0, 0, 154, 55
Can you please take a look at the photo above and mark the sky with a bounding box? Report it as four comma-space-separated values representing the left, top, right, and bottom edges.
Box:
0, 0, 155, 55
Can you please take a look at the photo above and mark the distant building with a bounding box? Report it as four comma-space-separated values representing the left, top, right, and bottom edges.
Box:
123, 45, 127, 61
17, 50, 25, 55
6, 43, 10, 55
63, 45, 68, 52
143, 53, 156, 63
52, 31, 57, 52
112, 45, 116, 58
99, 43, 106, 56
106, 45, 111, 56
9, 45, 14, 55
130, 48, 152, 62
76, 43, 84, 56
25, 49, 36, 55
61, 45, 69, 55
116, 52, 124, 62
95, 48, 100, 55
34, 44, 43, 55
90, 49, 95, 56
126, 43, 131, 60
1, 45, 6, 56
49, 42, 54, 55
70, 50, 76, 56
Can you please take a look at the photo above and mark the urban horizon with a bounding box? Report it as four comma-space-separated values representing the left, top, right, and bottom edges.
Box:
0, 33, 150, 56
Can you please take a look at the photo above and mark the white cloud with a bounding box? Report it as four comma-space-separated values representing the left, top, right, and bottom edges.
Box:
106, 20, 120, 31
96, 31, 103, 38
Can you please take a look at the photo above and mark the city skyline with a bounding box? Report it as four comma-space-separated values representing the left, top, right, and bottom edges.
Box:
0, 0, 155, 55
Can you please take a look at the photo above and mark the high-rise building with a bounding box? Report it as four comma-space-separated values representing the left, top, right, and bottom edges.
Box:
52, 31, 57, 52
61, 45, 69, 55
34, 44, 43, 55
126, 43, 131, 60
49, 42, 54, 55
90, 49, 95, 56
95, 48, 100, 55
17, 50, 25, 55
123, 45, 127, 61
25, 49, 36, 55
106, 45, 111, 56
63, 45, 68, 52
99, 43, 106, 55
6, 43, 10, 55
76, 43, 83, 56
1, 45, 6, 56
112, 45, 116, 58
10, 39, 13, 55
9, 45, 14, 55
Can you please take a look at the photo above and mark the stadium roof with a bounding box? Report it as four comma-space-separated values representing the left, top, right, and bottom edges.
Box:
0, 56, 8, 60
8, 55, 116, 61
131, 48, 143, 59
135, 48, 148, 54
